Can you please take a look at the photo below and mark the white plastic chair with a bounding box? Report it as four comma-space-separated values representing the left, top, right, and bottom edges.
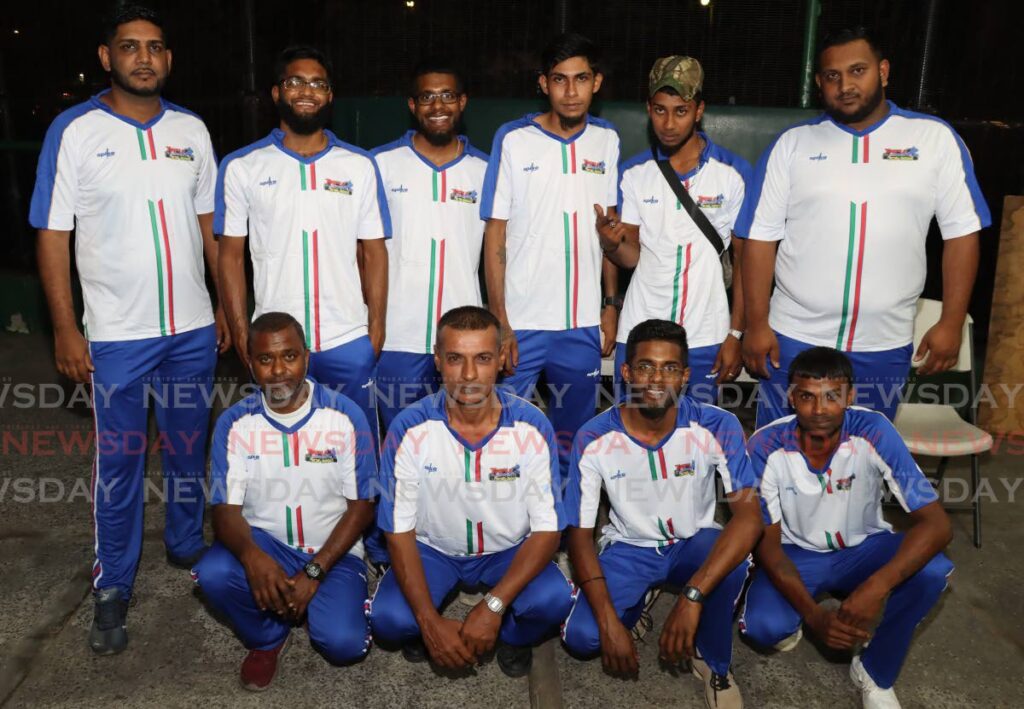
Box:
893, 298, 992, 547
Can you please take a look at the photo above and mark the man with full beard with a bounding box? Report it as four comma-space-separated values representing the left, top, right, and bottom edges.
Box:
30, 4, 230, 655
216, 45, 390, 451
481, 33, 621, 482
736, 27, 989, 427
371, 60, 489, 430
562, 319, 761, 709
603, 57, 752, 404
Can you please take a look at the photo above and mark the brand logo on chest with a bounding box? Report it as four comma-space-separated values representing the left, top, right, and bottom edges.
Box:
882, 147, 919, 161
581, 159, 606, 174
96, 148, 116, 159
696, 193, 725, 209
450, 188, 478, 204
305, 448, 338, 464
164, 146, 195, 161
488, 464, 521, 482
324, 178, 354, 195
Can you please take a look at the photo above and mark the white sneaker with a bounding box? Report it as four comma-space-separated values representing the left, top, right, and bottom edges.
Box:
850, 655, 901, 709
692, 655, 743, 709
554, 549, 573, 580
773, 626, 802, 652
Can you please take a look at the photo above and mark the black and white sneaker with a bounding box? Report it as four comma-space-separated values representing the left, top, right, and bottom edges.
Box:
496, 643, 532, 678
631, 588, 660, 641
88, 588, 129, 656
691, 655, 743, 709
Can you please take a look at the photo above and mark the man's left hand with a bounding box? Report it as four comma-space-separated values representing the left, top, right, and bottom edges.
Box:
837, 581, 886, 632
914, 320, 962, 375
711, 334, 743, 384
286, 572, 320, 621
600, 306, 618, 357
659, 597, 702, 665
459, 601, 502, 658
214, 304, 233, 354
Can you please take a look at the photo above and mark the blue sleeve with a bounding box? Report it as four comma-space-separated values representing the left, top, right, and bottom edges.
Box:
209, 413, 233, 505
563, 432, 586, 528
732, 144, 772, 239
870, 416, 939, 512
709, 409, 756, 491
345, 401, 379, 500
746, 431, 775, 525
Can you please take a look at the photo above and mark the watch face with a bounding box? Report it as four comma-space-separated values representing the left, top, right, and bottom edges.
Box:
305, 563, 321, 579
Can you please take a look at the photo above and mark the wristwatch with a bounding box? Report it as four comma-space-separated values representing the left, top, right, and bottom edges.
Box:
303, 561, 324, 581
483, 592, 507, 616
727, 329, 744, 341
682, 585, 705, 604
602, 296, 624, 311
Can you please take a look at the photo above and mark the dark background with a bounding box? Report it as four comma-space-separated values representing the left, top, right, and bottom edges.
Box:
1, 0, 1022, 360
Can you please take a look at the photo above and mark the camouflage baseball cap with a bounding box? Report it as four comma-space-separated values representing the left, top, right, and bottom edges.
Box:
648, 56, 704, 101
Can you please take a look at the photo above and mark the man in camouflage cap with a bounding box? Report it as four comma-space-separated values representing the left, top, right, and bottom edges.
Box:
598, 55, 752, 413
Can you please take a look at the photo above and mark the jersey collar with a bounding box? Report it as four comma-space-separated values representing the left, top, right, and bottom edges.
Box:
653, 131, 713, 181
90, 89, 167, 130
402, 130, 472, 172
785, 412, 852, 475
258, 378, 319, 434
610, 397, 698, 452
270, 128, 339, 164
526, 112, 590, 144
823, 99, 897, 137
432, 387, 512, 452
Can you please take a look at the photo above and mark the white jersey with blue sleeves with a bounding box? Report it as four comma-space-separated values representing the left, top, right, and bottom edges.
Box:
616, 136, 751, 348
480, 114, 620, 332
29, 91, 216, 341
735, 102, 990, 352
214, 129, 392, 352
372, 132, 488, 354
748, 406, 939, 553
565, 400, 755, 547
210, 380, 378, 558
377, 389, 564, 557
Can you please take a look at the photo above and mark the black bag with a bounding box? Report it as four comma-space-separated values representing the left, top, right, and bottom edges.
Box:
653, 149, 733, 288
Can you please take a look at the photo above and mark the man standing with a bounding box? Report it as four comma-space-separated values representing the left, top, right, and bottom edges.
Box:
481, 32, 620, 476
369, 306, 573, 677
193, 313, 377, 690
737, 26, 989, 427
216, 45, 390, 442
372, 59, 488, 429
741, 347, 953, 709
604, 57, 750, 404
562, 319, 760, 709
30, 5, 229, 654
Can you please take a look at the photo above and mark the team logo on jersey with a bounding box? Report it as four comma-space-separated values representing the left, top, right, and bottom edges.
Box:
674, 462, 695, 477
523, 162, 540, 173
581, 159, 606, 174
643, 196, 660, 205
488, 464, 521, 482
391, 184, 409, 193
259, 177, 277, 187
882, 147, 919, 161
809, 152, 828, 161
834, 473, 856, 491
96, 148, 116, 159
324, 178, 354, 195
305, 448, 339, 463
450, 188, 478, 204
164, 146, 195, 161
697, 193, 725, 209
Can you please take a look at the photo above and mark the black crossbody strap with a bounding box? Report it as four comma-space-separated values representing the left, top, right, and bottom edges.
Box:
653, 148, 726, 256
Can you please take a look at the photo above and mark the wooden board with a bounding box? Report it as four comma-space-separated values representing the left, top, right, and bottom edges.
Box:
979, 195, 1024, 433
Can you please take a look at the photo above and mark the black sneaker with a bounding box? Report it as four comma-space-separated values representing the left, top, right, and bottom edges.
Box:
496, 643, 532, 678
401, 637, 428, 663
166, 545, 210, 569
88, 588, 129, 656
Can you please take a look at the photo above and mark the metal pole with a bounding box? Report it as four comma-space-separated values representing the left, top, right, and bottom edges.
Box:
241, 0, 259, 143
557, 0, 569, 33
798, 0, 821, 109
915, 0, 941, 111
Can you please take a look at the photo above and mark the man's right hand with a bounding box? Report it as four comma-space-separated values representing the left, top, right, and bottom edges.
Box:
742, 323, 780, 379
54, 328, 94, 383
500, 322, 519, 376
805, 605, 870, 650
599, 617, 639, 676
421, 615, 476, 669
241, 548, 294, 616
232, 325, 250, 371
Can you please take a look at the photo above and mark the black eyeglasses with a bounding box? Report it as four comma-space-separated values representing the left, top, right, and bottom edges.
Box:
414, 91, 461, 105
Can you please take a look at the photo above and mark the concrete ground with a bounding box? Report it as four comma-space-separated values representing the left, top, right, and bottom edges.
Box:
0, 331, 1021, 708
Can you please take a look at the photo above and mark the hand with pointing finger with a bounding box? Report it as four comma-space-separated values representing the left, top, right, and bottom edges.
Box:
594, 204, 626, 253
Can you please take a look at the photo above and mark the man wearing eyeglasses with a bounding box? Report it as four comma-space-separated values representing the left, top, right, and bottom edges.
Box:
562, 319, 761, 709
371, 59, 489, 430
216, 45, 391, 455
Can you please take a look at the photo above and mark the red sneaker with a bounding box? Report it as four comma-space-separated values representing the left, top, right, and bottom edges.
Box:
240, 636, 289, 691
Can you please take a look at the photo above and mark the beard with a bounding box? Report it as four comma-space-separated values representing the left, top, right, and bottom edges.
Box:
110, 66, 165, 98
276, 97, 332, 135
825, 81, 885, 125
420, 122, 457, 146
557, 112, 586, 132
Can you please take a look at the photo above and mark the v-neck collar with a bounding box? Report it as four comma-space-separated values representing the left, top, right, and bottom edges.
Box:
90, 89, 166, 130
787, 414, 851, 476
612, 402, 691, 452
825, 100, 897, 137
526, 112, 589, 144
270, 128, 337, 164
436, 389, 509, 452
403, 130, 471, 172
654, 131, 712, 181
258, 379, 317, 434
